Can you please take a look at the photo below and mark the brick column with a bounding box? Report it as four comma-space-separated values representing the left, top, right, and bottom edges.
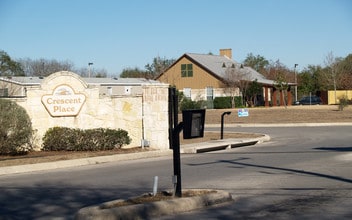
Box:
272, 88, 278, 106
287, 90, 292, 106
264, 86, 269, 107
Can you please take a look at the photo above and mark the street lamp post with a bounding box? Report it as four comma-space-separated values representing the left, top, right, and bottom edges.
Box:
294, 64, 298, 102
88, 62, 93, 78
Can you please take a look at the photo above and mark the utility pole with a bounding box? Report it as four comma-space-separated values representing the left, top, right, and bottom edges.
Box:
88, 62, 93, 78
294, 64, 298, 102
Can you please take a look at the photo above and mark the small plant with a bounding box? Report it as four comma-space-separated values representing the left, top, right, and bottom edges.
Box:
0, 99, 33, 155
338, 95, 349, 111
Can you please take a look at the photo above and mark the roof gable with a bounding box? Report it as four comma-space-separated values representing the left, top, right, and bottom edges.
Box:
157, 52, 276, 86
185, 53, 275, 85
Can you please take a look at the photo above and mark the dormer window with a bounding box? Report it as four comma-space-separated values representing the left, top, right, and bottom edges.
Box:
181, 64, 193, 77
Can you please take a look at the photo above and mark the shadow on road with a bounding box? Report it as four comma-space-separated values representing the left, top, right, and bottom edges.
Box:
188, 157, 352, 184
314, 146, 352, 152
0, 184, 149, 219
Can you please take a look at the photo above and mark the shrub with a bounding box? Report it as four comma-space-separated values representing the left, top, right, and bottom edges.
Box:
42, 127, 78, 151
179, 98, 201, 111
42, 127, 131, 151
0, 99, 33, 155
214, 96, 243, 109
214, 97, 232, 109
338, 95, 349, 111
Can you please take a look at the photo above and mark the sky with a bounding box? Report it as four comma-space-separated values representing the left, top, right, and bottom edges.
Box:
1, 0, 351, 76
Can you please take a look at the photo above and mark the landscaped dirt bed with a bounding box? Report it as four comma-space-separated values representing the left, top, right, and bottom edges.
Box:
0, 132, 256, 167
1, 105, 351, 167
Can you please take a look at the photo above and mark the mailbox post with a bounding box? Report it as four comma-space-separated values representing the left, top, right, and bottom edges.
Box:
182, 109, 206, 139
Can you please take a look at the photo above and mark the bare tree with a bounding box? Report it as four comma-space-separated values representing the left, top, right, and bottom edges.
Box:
18, 58, 74, 76
270, 60, 291, 108
75, 67, 108, 78
323, 51, 339, 103
223, 65, 252, 107
336, 54, 352, 89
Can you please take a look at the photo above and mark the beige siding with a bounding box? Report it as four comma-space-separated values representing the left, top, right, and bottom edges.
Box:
158, 57, 225, 90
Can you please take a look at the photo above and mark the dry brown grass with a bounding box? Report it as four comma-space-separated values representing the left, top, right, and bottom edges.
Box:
200, 105, 352, 124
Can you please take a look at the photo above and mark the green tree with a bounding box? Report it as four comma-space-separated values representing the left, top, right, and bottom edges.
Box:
243, 53, 269, 73
145, 56, 175, 79
0, 50, 25, 76
120, 67, 148, 78
245, 79, 262, 107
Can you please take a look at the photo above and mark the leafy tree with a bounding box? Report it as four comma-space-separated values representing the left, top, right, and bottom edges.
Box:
298, 65, 323, 98
245, 79, 262, 107
120, 67, 148, 78
145, 56, 175, 79
243, 53, 269, 73
0, 50, 25, 76
298, 71, 314, 96
120, 56, 175, 79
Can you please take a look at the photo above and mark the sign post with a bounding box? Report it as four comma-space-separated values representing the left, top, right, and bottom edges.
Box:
169, 88, 206, 197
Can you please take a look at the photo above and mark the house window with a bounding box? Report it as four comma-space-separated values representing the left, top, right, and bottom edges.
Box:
183, 88, 191, 99
181, 64, 193, 77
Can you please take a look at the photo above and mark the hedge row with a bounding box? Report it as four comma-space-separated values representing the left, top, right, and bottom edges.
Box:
213, 96, 243, 109
42, 127, 131, 151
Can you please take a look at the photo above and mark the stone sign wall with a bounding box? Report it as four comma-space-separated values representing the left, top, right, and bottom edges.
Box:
14, 71, 170, 150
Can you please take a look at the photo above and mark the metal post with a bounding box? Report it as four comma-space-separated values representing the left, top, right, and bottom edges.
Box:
88, 62, 93, 78
172, 122, 183, 197
170, 88, 183, 197
294, 64, 298, 102
221, 111, 231, 139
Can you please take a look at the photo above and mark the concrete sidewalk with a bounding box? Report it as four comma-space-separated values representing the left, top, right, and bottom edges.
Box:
0, 135, 269, 176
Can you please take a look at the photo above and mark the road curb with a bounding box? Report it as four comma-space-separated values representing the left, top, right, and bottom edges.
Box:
0, 135, 269, 176
0, 150, 173, 176
74, 189, 233, 220
181, 135, 270, 153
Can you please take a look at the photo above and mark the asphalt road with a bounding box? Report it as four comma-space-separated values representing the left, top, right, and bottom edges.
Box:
0, 125, 351, 219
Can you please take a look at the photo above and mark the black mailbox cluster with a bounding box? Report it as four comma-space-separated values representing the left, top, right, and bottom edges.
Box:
182, 109, 206, 139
